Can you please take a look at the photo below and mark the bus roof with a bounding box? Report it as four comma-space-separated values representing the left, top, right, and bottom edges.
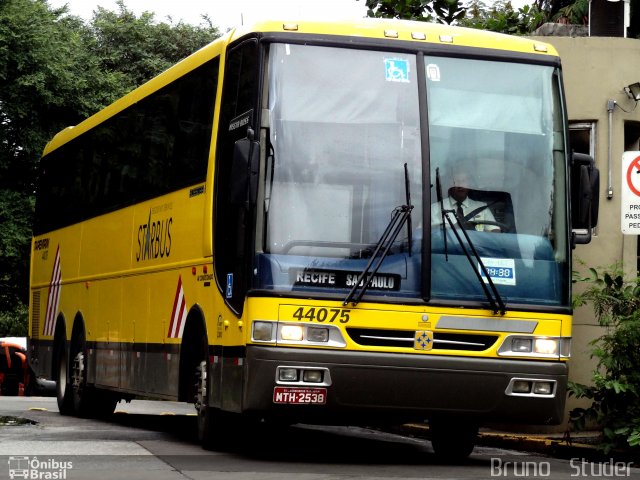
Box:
43, 18, 557, 156
230, 18, 557, 56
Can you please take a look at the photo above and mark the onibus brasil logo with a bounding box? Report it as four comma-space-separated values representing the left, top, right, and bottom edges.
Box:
8, 456, 72, 479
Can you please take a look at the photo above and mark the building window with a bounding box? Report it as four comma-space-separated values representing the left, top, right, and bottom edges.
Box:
569, 122, 597, 238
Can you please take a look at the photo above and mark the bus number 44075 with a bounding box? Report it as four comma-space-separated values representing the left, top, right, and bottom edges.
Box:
291, 307, 350, 323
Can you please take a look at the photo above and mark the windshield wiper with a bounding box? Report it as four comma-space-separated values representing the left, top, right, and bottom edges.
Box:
343, 164, 413, 306
436, 167, 449, 262
435, 168, 506, 315
404, 162, 413, 258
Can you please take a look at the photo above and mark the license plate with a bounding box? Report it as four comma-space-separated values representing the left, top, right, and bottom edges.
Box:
273, 387, 327, 405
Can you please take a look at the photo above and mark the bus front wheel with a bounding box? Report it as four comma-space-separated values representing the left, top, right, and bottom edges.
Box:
195, 337, 223, 450
194, 341, 237, 450
429, 419, 478, 462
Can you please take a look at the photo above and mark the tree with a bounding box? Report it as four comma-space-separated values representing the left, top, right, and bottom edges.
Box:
0, 0, 122, 336
89, 1, 220, 92
551, 0, 588, 25
0, 0, 219, 336
460, 0, 545, 34
360, 0, 466, 24
360, 0, 546, 33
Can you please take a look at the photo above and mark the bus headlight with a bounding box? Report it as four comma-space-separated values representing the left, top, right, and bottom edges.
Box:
534, 338, 558, 355
307, 327, 329, 343
280, 325, 304, 341
250, 321, 347, 348
252, 321, 275, 342
498, 336, 571, 358
512, 338, 533, 353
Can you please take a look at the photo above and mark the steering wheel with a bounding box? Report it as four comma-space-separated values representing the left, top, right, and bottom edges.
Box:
465, 220, 507, 232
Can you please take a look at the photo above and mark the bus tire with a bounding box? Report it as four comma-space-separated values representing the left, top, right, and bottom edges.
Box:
429, 419, 477, 462
69, 329, 117, 418
91, 389, 118, 418
70, 329, 92, 417
194, 334, 230, 450
195, 343, 217, 449
55, 343, 74, 415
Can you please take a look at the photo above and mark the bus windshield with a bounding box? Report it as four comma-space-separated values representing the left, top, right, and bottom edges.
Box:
427, 57, 569, 308
257, 43, 569, 308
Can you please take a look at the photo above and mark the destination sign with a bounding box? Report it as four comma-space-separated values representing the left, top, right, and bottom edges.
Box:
290, 268, 401, 291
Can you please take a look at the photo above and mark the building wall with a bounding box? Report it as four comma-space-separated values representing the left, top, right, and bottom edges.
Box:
529, 36, 640, 428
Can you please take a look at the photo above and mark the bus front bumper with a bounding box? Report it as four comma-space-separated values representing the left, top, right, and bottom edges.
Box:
243, 346, 567, 425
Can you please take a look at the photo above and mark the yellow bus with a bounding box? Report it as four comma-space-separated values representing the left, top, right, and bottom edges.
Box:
28, 19, 598, 459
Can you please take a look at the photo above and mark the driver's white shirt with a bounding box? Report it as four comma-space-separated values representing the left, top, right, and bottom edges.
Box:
431, 196, 497, 232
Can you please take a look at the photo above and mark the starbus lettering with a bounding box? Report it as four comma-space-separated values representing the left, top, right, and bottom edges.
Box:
136, 211, 172, 261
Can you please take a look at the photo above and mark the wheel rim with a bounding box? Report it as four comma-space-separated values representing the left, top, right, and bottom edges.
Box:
72, 351, 85, 395
195, 360, 207, 415
58, 353, 67, 398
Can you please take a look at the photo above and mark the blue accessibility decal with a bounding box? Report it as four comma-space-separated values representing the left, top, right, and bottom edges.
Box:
384, 58, 410, 83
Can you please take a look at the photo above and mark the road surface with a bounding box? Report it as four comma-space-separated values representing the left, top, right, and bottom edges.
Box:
0, 397, 638, 479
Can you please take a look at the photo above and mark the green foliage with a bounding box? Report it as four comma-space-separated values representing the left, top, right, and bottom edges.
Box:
0, 304, 28, 337
360, 0, 544, 34
552, 0, 588, 24
89, 1, 220, 91
0, 0, 220, 336
360, 0, 465, 24
0, 190, 34, 328
533, 0, 577, 20
569, 267, 640, 455
460, 0, 545, 35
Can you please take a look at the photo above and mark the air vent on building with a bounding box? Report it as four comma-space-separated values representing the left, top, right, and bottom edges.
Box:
589, 0, 630, 38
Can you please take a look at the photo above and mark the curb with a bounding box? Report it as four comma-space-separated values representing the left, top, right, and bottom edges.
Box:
395, 424, 639, 465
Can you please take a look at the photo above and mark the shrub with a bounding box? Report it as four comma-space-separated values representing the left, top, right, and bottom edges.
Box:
569, 267, 640, 454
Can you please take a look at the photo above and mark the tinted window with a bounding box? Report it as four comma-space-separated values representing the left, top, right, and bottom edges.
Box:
34, 58, 219, 235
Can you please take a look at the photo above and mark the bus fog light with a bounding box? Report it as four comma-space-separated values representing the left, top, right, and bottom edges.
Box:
307, 327, 329, 343
512, 338, 532, 353
253, 321, 274, 341
512, 380, 532, 393
534, 338, 558, 355
279, 368, 298, 382
302, 370, 323, 383
533, 381, 553, 395
281, 325, 304, 341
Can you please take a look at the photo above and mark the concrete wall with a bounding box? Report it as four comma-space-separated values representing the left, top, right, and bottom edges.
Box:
529, 36, 640, 428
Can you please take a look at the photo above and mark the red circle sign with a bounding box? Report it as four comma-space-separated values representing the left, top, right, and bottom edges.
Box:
626, 156, 640, 197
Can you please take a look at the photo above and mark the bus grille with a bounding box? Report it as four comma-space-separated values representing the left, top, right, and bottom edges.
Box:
346, 328, 498, 352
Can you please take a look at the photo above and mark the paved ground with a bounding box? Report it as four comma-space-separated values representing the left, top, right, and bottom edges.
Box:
395, 423, 639, 466
1, 396, 638, 480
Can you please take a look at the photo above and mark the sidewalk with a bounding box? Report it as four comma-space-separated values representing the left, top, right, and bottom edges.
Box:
396, 424, 639, 465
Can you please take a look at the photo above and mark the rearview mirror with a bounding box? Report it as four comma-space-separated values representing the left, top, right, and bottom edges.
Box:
571, 152, 599, 246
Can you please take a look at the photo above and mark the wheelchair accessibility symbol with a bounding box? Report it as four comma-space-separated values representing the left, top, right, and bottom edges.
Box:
384, 58, 410, 83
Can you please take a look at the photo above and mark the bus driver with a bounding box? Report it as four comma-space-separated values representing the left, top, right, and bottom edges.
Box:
431, 171, 500, 233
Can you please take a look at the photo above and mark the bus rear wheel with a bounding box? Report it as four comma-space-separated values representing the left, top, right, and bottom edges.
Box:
71, 331, 91, 416
55, 346, 74, 415
71, 332, 117, 418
